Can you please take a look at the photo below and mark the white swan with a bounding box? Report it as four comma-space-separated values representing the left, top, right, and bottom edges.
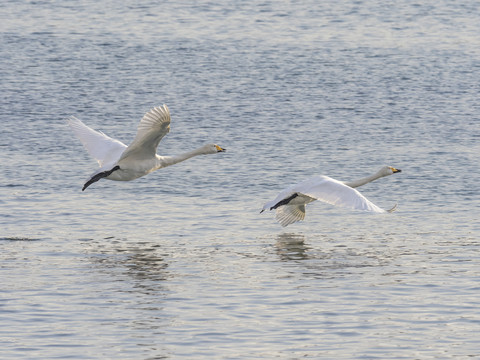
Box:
68, 104, 225, 191
261, 166, 401, 227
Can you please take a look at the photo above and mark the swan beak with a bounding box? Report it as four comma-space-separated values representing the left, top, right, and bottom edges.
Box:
216, 145, 226, 152
390, 167, 401, 173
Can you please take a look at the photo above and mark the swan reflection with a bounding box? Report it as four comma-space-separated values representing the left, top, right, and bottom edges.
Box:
273, 233, 389, 279
84, 238, 170, 294
274, 233, 311, 261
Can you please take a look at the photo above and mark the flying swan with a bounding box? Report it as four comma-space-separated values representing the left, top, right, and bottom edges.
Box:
261, 166, 402, 227
68, 104, 225, 191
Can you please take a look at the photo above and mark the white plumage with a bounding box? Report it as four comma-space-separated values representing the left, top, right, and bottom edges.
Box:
261, 166, 401, 227
68, 105, 225, 191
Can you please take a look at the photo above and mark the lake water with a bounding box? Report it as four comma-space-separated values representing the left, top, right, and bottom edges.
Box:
1, 0, 480, 358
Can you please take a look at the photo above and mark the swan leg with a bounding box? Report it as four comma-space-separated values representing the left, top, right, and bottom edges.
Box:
82, 165, 120, 191
387, 203, 398, 213
270, 193, 299, 210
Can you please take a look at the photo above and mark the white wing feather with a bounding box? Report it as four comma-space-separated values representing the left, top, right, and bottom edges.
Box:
118, 104, 171, 162
275, 205, 306, 227
68, 116, 127, 167
298, 175, 386, 213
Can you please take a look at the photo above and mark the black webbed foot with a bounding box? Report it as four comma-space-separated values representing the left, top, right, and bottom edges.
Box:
82, 165, 120, 191
270, 193, 299, 210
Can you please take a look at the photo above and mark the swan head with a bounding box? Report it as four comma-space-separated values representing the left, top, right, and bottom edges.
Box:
378, 166, 402, 177
202, 143, 226, 154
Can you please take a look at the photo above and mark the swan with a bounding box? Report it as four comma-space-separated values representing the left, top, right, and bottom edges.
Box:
261, 166, 401, 227
68, 104, 226, 191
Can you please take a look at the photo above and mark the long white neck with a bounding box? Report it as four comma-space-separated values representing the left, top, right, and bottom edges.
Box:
156, 147, 208, 168
344, 170, 387, 188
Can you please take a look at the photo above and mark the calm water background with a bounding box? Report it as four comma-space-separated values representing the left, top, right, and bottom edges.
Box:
1, 0, 480, 358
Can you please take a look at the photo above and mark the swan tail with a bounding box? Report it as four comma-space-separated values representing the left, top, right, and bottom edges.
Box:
275, 205, 305, 227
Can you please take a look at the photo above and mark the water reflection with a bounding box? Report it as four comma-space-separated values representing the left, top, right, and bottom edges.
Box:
273, 232, 390, 279
80, 237, 172, 358
274, 233, 311, 261
84, 237, 170, 295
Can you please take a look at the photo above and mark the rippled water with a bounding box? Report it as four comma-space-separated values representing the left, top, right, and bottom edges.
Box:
1, 0, 480, 359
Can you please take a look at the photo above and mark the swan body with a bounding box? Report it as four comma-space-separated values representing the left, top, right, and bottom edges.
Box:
68, 105, 225, 190
261, 166, 401, 227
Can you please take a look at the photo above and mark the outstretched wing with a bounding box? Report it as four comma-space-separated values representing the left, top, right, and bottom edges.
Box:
299, 175, 386, 213
118, 104, 171, 162
275, 204, 306, 227
68, 116, 127, 167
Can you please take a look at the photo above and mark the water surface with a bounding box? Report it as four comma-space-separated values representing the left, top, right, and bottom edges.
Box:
1, 0, 480, 358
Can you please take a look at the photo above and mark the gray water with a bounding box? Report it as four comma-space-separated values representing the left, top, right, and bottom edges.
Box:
1, 0, 480, 359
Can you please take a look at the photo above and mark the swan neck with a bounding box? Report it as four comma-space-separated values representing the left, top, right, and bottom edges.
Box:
344, 171, 385, 188
160, 148, 205, 167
